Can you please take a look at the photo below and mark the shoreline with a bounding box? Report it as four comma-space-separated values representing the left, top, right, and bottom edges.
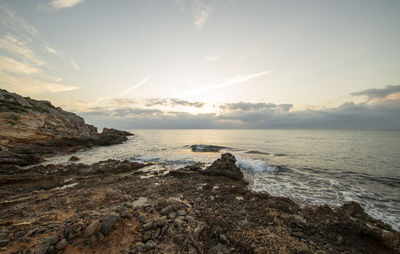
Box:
1, 153, 399, 253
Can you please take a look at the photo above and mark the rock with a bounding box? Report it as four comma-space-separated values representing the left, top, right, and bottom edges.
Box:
119, 208, 132, 219
132, 197, 149, 208
64, 223, 83, 241
138, 215, 147, 223
219, 234, 228, 243
143, 220, 156, 231
168, 211, 177, 219
83, 220, 100, 237
145, 240, 156, 250
68, 156, 80, 161
35, 234, 58, 254
100, 213, 119, 236
0, 239, 8, 247
142, 231, 152, 242
203, 153, 244, 181
133, 242, 145, 252
161, 205, 173, 215
96, 232, 104, 242
102, 128, 133, 136
185, 216, 197, 227
55, 238, 68, 250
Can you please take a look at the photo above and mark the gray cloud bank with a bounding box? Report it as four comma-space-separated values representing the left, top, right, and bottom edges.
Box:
80, 86, 400, 129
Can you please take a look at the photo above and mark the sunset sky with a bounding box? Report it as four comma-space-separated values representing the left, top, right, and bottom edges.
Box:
1, 0, 400, 128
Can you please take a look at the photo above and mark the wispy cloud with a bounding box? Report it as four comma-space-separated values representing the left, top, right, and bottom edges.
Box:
120, 76, 151, 96
222, 0, 235, 8
0, 3, 80, 95
49, 0, 85, 9
0, 73, 79, 94
0, 3, 79, 70
184, 70, 273, 97
0, 56, 39, 75
193, 0, 214, 29
0, 34, 45, 66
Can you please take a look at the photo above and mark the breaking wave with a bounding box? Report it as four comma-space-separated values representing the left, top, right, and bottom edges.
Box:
235, 156, 279, 173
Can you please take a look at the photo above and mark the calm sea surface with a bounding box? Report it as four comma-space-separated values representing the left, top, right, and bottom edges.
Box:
41, 129, 400, 230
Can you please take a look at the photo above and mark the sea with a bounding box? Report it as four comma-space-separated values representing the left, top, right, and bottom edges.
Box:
39, 129, 400, 231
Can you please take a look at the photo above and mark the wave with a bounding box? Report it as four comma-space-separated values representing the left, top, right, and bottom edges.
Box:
235, 156, 279, 173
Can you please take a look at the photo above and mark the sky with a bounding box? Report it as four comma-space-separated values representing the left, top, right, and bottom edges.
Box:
1, 0, 400, 129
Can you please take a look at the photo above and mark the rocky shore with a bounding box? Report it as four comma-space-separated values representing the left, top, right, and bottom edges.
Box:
0, 153, 399, 254
1, 90, 399, 253
0, 89, 132, 169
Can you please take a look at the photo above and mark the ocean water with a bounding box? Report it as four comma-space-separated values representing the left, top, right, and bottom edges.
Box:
40, 129, 400, 231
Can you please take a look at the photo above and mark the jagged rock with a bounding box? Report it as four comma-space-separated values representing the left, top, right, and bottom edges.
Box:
102, 128, 133, 136
203, 153, 244, 181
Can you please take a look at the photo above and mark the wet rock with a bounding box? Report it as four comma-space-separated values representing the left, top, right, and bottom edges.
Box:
83, 220, 100, 237
203, 153, 244, 181
102, 128, 133, 137
100, 213, 119, 236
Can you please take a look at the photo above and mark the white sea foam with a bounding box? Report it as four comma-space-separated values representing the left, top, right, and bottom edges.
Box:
235, 156, 278, 173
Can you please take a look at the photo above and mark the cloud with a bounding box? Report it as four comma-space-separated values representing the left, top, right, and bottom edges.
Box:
0, 4, 81, 96
49, 0, 84, 9
144, 98, 204, 108
193, 0, 214, 29
351, 85, 400, 102
0, 34, 45, 66
120, 76, 151, 96
77, 85, 400, 130
70, 60, 80, 70
0, 4, 79, 70
220, 102, 293, 112
184, 70, 273, 96
222, 0, 235, 8
0, 56, 39, 75
0, 73, 79, 94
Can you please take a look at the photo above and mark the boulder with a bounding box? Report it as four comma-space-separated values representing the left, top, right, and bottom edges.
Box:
100, 213, 119, 236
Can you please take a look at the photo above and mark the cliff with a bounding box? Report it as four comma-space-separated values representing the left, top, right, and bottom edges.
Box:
0, 89, 98, 149
0, 89, 132, 168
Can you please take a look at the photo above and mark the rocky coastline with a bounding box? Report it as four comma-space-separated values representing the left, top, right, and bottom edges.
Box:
0, 90, 399, 253
0, 153, 399, 253
0, 89, 133, 169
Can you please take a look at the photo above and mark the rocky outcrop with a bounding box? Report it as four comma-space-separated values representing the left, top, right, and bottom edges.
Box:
0, 89, 133, 168
203, 153, 245, 181
0, 89, 98, 148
